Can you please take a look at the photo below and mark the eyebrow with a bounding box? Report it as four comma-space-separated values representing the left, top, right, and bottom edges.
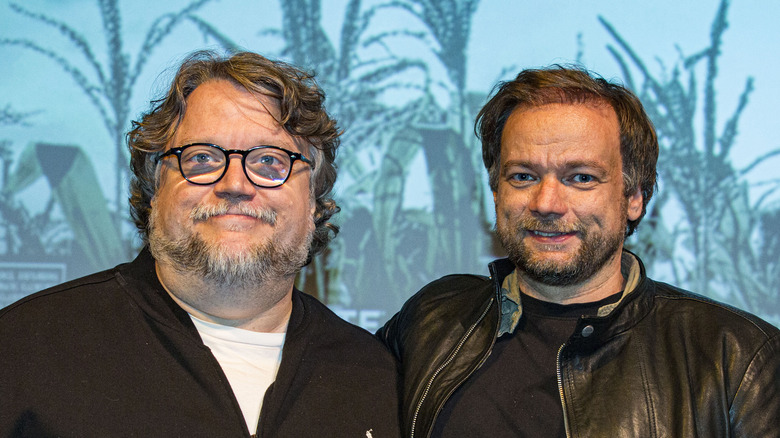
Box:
562, 159, 610, 171
175, 139, 297, 149
502, 158, 611, 174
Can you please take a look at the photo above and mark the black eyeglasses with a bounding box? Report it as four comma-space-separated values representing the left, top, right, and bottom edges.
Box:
157, 143, 315, 188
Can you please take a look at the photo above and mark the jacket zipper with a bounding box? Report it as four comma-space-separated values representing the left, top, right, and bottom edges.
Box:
556, 343, 572, 438
410, 297, 495, 438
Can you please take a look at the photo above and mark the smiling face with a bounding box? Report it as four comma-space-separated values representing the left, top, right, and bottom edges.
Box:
149, 79, 315, 288
494, 102, 643, 301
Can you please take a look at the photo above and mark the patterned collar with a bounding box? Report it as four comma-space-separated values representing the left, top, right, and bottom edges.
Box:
497, 251, 642, 337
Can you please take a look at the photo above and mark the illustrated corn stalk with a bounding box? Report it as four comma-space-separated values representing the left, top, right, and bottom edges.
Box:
219, 0, 441, 307
176, 0, 490, 309
600, 0, 780, 319
0, 0, 213, 259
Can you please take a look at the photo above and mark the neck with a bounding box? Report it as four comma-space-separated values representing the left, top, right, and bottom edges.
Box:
155, 262, 293, 333
517, 250, 626, 305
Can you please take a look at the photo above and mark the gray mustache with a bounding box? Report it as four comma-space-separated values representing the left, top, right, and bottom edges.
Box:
190, 202, 277, 225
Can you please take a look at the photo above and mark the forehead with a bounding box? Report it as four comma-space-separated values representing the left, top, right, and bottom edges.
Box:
500, 102, 620, 163
169, 79, 303, 152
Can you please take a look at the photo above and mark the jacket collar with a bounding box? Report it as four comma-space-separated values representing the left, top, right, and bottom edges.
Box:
490, 250, 651, 340
116, 247, 199, 337
115, 247, 308, 344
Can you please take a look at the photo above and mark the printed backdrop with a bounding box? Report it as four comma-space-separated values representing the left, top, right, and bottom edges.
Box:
1, 0, 778, 329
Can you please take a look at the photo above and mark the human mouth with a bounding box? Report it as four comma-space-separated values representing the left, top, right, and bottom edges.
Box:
528, 229, 576, 242
530, 230, 571, 237
524, 222, 581, 245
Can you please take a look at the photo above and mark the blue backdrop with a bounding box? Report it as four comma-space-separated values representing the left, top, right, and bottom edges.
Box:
1, 0, 778, 329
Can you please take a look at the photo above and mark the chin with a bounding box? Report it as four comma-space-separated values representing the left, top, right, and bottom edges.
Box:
215, 236, 269, 251
527, 247, 578, 262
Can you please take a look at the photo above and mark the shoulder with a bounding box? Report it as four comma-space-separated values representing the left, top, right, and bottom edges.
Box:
417, 272, 492, 297
0, 267, 121, 325
635, 279, 780, 373
403, 273, 492, 311
271, 293, 401, 436
0, 266, 138, 380
393, 273, 494, 327
648, 280, 780, 340
297, 291, 372, 336
295, 291, 396, 361
646, 280, 780, 411
377, 273, 496, 356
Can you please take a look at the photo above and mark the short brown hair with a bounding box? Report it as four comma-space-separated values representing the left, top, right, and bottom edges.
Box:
476, 65, 658, 237
127, 50, 340, 258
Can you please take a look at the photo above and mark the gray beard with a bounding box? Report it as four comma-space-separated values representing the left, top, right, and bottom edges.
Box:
496, 216, 624, 287
148, 201, 312, 290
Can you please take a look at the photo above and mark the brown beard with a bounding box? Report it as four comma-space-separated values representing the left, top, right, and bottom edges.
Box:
496, 211, 626, 287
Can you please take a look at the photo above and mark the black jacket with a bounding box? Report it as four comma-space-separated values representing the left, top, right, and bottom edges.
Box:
1, 249, 401, 437
378, 255, 780, 438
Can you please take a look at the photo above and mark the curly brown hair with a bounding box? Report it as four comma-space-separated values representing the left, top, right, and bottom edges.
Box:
476, 65, 658, 237
127, 50, 340, 259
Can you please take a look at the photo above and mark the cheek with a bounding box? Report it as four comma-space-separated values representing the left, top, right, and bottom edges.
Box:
494, 199, 519, 231
309, 194, 316, 218
270, 191, 313, 228
495, 189, 526, 216
284, 180, 316, 219
573, 197, 621, 229
149, 196, 175, 230
300, 200, 317, 230
152, 184, 202, 226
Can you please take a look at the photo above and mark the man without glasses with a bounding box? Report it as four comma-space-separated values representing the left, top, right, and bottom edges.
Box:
1, 50, 401, 437
379, 65, 780, 437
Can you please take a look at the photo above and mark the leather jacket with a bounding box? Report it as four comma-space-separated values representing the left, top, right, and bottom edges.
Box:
378, 254, 780, 438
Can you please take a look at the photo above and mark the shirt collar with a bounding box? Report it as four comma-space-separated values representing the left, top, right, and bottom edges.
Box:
497, 250, 642, 337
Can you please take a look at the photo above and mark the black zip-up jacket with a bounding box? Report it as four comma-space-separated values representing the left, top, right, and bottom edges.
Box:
1, 249, 401, 437
378, 255, 780, 438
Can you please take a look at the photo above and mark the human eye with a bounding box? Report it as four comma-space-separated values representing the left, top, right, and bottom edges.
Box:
257, 153, 284, 166
180, 145, 223, 175
566, 173, 599, 188
181, 146, 220, 164
247, 148, 291, 182
249, 149, 288, 168
571, 174, 594, 183
191, 152, 214, 164
506, 172, 535, 187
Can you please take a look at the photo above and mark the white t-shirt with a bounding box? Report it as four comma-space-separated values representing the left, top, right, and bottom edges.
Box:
190, 315, 285, 434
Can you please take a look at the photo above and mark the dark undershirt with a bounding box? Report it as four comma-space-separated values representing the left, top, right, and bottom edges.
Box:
431, 291, 621, 438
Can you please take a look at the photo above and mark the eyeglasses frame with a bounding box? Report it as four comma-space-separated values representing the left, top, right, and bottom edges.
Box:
157, 142, 315, 188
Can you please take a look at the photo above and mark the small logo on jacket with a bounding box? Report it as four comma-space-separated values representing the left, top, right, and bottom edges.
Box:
365, 429, 373, 438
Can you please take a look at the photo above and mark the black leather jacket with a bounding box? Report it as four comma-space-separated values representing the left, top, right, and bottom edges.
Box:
378, 255, 780, 438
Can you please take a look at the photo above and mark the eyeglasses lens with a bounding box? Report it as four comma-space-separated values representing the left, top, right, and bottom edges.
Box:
245, 147, 291, 185
178, 144, 291, 186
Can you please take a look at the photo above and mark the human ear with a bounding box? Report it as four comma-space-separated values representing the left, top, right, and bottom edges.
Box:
626, 188, 643, 221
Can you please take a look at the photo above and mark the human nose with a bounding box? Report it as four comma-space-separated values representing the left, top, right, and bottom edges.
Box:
213, 155, 256, 200
528, 177, 567, 217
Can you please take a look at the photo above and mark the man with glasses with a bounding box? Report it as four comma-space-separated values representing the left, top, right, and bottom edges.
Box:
0, 51, 401, 437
